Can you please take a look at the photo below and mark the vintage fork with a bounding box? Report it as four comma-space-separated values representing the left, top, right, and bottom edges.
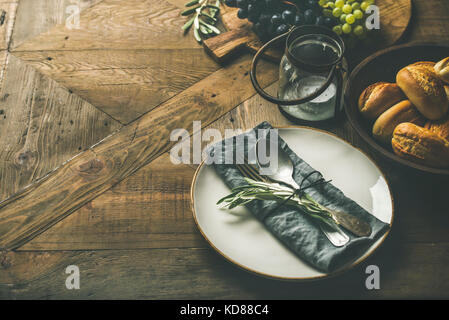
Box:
235, 162, 350, 247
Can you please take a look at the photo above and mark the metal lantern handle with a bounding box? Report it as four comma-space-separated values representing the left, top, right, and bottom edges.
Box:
250, 30, 341, 107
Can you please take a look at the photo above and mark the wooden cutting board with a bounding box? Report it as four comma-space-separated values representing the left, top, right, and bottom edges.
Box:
203, 0, 412, 63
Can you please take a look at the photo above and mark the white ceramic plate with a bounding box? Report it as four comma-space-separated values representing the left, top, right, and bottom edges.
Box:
191, 127, 393, 280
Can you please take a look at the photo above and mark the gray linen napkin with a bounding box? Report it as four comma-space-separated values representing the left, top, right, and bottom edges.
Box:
209, 122, 390, 273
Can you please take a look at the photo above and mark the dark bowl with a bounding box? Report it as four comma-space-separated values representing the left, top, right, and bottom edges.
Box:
344, 42, 449, 175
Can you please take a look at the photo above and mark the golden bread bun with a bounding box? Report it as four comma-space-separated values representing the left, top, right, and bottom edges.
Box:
373, 100, 425, 144
358, 82, 405, 120
396, 64, 449, 120
425, 116, 449, 141
392, 123, 449, 168
434, 57, 449, 84
411, 61, 436, 70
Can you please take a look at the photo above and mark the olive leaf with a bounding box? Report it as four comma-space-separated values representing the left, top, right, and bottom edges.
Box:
181, 0, 223, 43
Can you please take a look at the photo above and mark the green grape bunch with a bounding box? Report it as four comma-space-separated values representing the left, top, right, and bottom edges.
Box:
320, 0, 377, 46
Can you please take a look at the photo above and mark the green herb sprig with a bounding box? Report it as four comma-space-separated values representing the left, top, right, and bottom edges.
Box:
181, 0, 222, 43
217, 178, 340, 230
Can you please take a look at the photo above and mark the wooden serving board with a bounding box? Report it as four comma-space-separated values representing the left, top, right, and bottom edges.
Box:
203, 0, 412, 63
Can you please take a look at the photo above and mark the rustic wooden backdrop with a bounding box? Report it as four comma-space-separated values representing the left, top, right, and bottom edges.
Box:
0, 0, 448, 299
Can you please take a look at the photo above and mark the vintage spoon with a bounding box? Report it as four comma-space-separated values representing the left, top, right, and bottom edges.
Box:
255, 138, 372, 242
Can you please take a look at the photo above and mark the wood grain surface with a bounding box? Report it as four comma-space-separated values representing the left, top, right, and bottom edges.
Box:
14, 49, 220, 123
1, 241, 448, 299
377, 0, 412, 45
0, 0, 18, 50
11, 0, 220, 123
19, 153, 204, 250
10, 0, 103, 50
0, 54, 277, 251
0, 0, 448, 300
0, 54, 121, 202
11, 0, 199, 52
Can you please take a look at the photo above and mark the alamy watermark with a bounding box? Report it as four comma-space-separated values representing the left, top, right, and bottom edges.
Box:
365, 5, 380, 30
65, 265, 80, 290
365, 265, 380, 290
65, 0, 81, 30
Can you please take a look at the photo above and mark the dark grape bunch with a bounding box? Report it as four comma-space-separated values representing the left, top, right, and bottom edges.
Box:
224, 0, 336, 41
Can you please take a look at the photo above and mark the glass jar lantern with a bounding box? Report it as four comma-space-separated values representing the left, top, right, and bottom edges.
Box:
250, 25, 348, 123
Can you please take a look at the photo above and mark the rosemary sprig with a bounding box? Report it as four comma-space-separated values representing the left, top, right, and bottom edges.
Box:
181, 0, 222, 43
217, 178, 339, 231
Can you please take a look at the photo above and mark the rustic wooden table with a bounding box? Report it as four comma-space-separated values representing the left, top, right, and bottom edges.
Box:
0, 0, 448, 299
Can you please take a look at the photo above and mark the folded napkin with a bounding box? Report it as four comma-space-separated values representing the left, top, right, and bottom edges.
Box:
208, 122, 390, 273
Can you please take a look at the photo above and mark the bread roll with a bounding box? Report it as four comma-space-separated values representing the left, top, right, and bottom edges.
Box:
434, 57, 449, 84
396, 64, 448, 120
392, 123, 449, 168
358, 82, 405, 120
411, 61, 436, 70
373, 100, 425, 144
416, 61, 449, 101
425, 117, 449, 141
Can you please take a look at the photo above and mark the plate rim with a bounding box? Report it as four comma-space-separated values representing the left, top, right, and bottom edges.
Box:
190, 125, 395, 281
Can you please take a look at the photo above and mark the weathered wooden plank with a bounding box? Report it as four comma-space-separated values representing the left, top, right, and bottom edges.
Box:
0, 54, 122, 202
14, 48, 219, 123
11, 0, 200, 52
10, 0, 103, 50
0, 0, 18, 50
403, 0, 449, 43
19, 153, 205, 250
0, 54, 277, 251
2, 241, 449, 299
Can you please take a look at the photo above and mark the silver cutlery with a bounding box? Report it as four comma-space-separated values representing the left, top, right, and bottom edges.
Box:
255, 138, 372, 240
236, 160, 350, 247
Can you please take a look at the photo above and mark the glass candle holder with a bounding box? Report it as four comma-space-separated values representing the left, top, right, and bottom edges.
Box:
251, 25, 348, 123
